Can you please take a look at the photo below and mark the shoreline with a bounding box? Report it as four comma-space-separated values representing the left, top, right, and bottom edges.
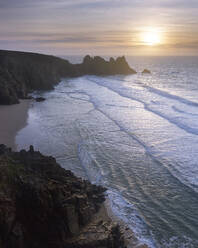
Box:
0, 98, 148, 248
104, 199, 149, 248
0, 99, 31, 150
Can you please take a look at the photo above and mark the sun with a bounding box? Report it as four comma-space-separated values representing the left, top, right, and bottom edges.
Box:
141, 28, 161, 46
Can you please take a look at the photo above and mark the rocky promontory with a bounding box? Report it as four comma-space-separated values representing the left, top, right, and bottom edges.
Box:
0, 144, 125, 248
0, 50, 136, 105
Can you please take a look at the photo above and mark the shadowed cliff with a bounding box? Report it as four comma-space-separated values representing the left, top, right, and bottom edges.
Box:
0, 144, 125, 248
0, 50, 136, 105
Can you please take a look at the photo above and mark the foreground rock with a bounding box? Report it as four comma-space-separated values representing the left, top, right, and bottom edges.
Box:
0, 50, 136, 105
0, 144, 125, 248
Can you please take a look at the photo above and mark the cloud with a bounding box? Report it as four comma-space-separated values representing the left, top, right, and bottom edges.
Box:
0, 30, 134, 45
0, 0, 198, 55
2, 0, 197, 10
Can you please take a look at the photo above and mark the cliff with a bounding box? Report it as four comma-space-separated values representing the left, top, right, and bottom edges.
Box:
0, 144, 125, 248
0, 50, 136, 105
0, 50, 77, 104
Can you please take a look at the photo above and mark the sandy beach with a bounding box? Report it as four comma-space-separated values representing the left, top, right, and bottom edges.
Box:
0, 99, 31, 150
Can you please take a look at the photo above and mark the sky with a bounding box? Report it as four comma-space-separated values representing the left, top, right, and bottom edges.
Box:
0, 0, 198, 56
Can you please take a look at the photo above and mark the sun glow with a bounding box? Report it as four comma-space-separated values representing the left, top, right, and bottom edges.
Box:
141, 28, 161, 46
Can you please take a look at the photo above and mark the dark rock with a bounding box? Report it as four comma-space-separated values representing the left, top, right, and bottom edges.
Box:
109, 57, 115, 64
0, 50, 77, 105
35, 97, 46, 102
142, 69, 151, 74
0, 145, 125, 248
0, 50, 136, 105
0, 68, 20, 104
83, 55, 93, 64
29, 145, 34, 153
66, 222, 126, 248
79, 55, 136, 76
22, 95, 33, 100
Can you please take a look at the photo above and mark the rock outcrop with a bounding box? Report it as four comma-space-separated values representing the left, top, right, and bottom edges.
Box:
0, 50, 136, 105
79, 55, 136, 76
35, 97, 46, 102
0, 144, 125, 248
142, 69, 151, 74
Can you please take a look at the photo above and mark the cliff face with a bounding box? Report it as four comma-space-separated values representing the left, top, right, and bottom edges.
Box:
0, 144, 125, 248
0, 50, 136, 105
0, 50, 78, 104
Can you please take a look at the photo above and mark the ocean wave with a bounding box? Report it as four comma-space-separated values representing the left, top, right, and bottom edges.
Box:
86, 76, 198, 136
17, 73, 198, 248
106, 189, 157, 248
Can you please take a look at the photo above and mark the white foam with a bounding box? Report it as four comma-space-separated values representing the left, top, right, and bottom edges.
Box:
106, 190, 157, 248
82, 76, 198, 190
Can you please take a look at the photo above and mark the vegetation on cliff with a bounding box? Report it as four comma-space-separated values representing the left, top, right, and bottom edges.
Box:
0, 50, 136, 105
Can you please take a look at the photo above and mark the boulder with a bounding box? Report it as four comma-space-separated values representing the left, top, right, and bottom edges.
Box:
35, 97, 46, 102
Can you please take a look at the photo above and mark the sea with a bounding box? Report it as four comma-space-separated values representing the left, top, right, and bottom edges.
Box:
16, 56, 198, 247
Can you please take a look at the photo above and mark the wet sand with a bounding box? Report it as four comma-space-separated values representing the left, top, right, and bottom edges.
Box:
0, 100, 31, 150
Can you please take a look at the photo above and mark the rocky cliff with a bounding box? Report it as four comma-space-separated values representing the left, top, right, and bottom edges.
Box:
0, 50, 136, 104
0, 50, 77, 104
0, 144, 125, 248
